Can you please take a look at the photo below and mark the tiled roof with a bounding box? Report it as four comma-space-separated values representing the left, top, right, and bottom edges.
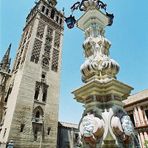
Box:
123, 89, 148, 105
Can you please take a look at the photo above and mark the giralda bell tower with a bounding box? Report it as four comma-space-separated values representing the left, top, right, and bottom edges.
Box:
0, 0, 64, 147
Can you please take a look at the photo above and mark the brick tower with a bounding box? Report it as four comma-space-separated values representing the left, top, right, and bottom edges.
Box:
0, 0, 64, 147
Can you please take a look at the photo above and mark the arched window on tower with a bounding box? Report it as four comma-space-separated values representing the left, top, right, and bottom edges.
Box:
30, 55, 35, 62
42, 57, 49, 70
60, 18, 63, 25
42, 87, 47, 102
33, 106, 44, 123
34, 82, 40, 100
51, 49, 59, 72
41, 6, 45, 13
56, 16, 59, 23
30, 38, 42, 64
41, 72, 46, 83
46, 9, 49, 15
35, 111, 40, 119
20, 123, 25, 132
34, 89, 39, 100
50, 9, 55, 19
47, 127, 51, 135
42, 58, 49, 67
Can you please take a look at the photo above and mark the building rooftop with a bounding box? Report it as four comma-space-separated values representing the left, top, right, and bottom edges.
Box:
58, 121, 78, 129
123, 89, 148, 105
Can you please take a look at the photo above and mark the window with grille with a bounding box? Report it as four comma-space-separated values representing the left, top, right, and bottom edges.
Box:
30, 38, 42, 63
54, 31, 61, 48
36, 21, 45, 39
42, 57, 49, 69
43, 27, 53, 58
47, 27, 53, 36
51, 49, 59, 72
34, 81, 48, 102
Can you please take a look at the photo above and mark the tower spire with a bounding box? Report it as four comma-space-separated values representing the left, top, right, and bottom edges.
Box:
0, 43, 11, 73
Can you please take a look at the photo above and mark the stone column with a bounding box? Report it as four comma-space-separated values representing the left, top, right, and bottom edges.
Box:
140, 132, 145, 148
137, 106, 145, 126
133, 107, 141, 127
138, 133, 142, 148
143, 110, 148, 125
144, 132, 148, 141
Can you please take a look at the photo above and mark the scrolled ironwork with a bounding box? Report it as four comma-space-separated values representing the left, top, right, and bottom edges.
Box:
65, 0, 114, 29
71, 0, 107, 12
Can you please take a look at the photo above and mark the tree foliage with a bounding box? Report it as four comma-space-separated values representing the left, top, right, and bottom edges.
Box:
145, 140, 148, 148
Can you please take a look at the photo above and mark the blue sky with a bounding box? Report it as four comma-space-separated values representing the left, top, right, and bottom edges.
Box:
0, 0, 148, 124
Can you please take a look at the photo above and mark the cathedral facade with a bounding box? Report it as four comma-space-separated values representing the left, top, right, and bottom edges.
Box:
0, 0, 64, 147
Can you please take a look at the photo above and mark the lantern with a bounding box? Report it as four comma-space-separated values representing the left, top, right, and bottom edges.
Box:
65, 15, 76, 29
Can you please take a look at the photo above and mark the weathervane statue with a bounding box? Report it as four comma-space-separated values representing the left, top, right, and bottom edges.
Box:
65, 0, 139, 147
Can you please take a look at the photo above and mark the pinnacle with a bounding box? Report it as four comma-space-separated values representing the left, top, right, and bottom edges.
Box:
0, 43, 11, 72
5, 43, 11, 57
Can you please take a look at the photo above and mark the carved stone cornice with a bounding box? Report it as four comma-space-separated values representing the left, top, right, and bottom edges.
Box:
72, 79, 133, 103
135, 125, 148, 132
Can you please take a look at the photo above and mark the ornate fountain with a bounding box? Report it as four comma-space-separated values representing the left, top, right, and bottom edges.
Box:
65, 0, 138, 147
